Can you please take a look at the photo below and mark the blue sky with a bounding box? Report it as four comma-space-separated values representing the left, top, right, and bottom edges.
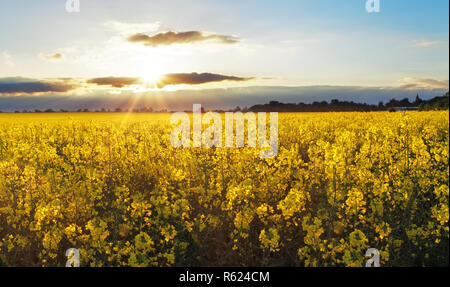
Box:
0, 0, 448, 110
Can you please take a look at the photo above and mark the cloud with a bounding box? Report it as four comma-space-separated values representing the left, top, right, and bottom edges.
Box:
87, 77, 142, 88
1, 51, 14, 67
0, 77, 75, 95
156, 72, 253, 88
39, 52, 63, 61
104, 21, 160, 35
413, 40, 442, 48
127, 31, 239, 47
400, 77, 449, 90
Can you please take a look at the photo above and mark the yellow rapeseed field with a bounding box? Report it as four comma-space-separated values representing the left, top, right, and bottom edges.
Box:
0, 111, 448, 267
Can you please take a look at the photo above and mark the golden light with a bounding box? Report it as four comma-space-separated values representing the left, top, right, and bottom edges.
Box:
141, 72, 162, 86
134, 63, 164, 89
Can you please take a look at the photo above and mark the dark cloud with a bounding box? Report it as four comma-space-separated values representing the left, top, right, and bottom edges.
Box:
127, 31, 239, 47
156, 72, 252, 88
0, 77, 74, 95
87, 77, 142, 88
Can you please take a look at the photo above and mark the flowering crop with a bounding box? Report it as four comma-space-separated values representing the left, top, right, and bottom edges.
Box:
0, 111, 448, 267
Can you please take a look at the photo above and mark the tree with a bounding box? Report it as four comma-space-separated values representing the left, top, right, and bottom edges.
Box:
418, 92, 449, 111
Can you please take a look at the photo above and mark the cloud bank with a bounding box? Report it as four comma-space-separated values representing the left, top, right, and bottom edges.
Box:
1, 85, 447, 112
0, 73, 252, 95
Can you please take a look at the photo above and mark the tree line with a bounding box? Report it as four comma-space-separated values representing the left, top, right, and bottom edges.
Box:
245, 92, 449, 113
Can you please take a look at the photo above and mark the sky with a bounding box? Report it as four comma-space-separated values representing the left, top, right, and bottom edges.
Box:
0, 0, 449, 111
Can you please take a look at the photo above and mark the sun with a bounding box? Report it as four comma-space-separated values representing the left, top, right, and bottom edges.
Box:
141, 72, 162, 85
140, 71, 179, 91
135, 65, 178, 91
135, 65, 164, 88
